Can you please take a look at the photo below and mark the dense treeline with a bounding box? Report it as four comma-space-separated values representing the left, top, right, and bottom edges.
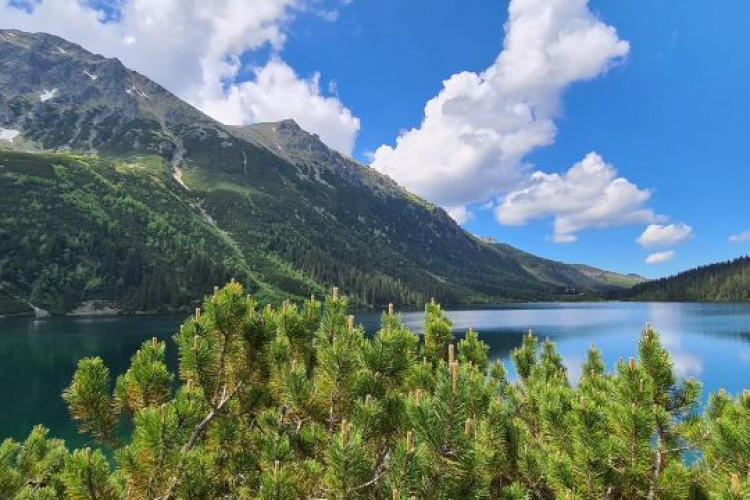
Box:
2, 282, 749, 499
199, 175, 552, 309
626, 256, 750, 301
0, 152, 266, 314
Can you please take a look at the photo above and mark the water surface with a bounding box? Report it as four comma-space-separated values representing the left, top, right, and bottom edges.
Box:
1, 302, 749, 447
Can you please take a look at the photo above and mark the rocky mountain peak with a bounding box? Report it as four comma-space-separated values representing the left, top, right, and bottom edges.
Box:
0, 29, 219, 154
275, 118, 302, 131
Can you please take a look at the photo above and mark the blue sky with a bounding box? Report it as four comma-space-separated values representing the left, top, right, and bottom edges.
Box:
3, 0, 750, 278
275, 0, 750, 277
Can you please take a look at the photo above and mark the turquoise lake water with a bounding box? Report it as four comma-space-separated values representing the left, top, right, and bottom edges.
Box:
1, 302, 749, 448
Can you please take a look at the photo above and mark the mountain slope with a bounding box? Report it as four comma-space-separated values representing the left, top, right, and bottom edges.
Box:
0, 29, 636, 314
0, 150, 301, 314
624, 256, 750, 301
571, 264, 645, 288
487, 242, 645, 293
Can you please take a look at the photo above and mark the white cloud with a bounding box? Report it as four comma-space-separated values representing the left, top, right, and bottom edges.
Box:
0, 0, 359, 154
200, 59, 359, 156
445, 205, 474, 225
554, 233, 578, 244
645, 250, 675, 265
637, 223, 693, 248
371, 0, 629, 214
729, 231, 750, 244
495, 152, 659, 242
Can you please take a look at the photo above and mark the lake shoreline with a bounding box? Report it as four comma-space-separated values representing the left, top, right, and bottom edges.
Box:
2, 301, 750, 447
6, 298, 750, 320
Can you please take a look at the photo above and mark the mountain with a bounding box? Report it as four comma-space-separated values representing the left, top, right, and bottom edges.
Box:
571, 264, 645, 288
485, 242, 645, 293
624, 256, 750, 301
0, 29, 636, 314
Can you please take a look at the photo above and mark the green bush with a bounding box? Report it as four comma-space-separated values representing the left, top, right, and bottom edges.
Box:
2, 282, 749, 499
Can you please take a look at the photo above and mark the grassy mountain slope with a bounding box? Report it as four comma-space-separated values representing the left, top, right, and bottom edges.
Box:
571, 264, 645, 288
0, 29, 639, 314
489, 243, 645, 293
624, 256, 750, 301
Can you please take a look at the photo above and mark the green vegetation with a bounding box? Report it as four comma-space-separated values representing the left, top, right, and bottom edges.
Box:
572, 264, 645, 288
0, 150, 285, 314
2, 282, 749, 498
490, 242, 645, 294
0, 147, 633, 316
625, 256, 750, 301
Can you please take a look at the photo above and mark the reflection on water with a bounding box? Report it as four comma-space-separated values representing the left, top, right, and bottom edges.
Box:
357, 301, 750, 391
1, 302, 749, 446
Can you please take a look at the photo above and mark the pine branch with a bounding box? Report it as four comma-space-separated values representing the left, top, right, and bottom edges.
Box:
186, 384, 238, 451
84, 449, 100, 500
159, 382, 242, 500
145, 407, 170, 497
213, 323, 232, 404
350, 449, 391, 493
646, 438, 662, 500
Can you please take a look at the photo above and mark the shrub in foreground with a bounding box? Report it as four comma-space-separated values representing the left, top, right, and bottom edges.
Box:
1, 282, 749, 499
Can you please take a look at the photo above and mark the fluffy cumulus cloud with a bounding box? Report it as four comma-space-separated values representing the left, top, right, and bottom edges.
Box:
637, 223, 693, 248
495, 153, 658, 243
0, 0, 359, 154
645, 251, 675, 265
200, 58, 359, 155
371, 0, 630, 217
729, 230, 750, 244
445, 205, 475, 225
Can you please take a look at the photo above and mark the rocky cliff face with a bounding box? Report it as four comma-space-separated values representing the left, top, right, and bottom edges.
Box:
0, 29, 223, 157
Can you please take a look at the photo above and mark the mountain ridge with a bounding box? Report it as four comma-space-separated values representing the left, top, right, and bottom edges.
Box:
0, 29, 639, 314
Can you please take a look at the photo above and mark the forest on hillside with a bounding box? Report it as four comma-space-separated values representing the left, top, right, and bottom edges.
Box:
626, 256, 750, 301
2, 283, 749, 499
0, 151, 267, 315
0, 148, 633, 316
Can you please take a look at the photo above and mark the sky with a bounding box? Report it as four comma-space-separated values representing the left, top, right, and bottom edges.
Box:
2, 0, 749, 278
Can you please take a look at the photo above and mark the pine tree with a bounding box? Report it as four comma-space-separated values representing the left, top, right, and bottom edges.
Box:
0, 426, 67, 498
566, 346, 611, 499
0, 282, 748, 498
423, 299, 453, 363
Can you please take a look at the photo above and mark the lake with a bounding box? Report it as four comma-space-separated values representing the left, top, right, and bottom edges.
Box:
1, 301, 749, 448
